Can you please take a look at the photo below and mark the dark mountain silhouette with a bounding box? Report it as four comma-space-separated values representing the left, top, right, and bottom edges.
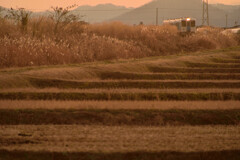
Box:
112, 0, 240, 27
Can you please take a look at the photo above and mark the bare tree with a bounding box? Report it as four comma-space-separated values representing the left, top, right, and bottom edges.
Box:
50, 5, 82, 33
7, 8, 32, 32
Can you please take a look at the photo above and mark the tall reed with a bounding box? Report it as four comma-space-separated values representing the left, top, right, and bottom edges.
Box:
0, 18, 239, 68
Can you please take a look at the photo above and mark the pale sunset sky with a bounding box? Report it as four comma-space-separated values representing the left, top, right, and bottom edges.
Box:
0, 0, 240, 11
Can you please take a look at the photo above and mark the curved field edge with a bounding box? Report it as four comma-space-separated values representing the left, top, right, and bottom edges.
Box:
0, 109, 239, 125
0, 150, 240, 160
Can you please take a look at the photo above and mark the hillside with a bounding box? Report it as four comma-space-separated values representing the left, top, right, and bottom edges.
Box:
211, 3, 240, 12
0, 4, 133, 23
112, 0, 240, 27
71, 4, 133, 23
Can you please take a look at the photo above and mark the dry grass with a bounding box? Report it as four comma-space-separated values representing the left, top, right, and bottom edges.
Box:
0, 100, 239, 110
0, 125, 239, 152
0, 18, 239, 68
1, 88, 240, 93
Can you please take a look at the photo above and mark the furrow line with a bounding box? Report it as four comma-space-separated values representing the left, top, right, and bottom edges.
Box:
28, 78, 240, 89
0, 92, 239, 101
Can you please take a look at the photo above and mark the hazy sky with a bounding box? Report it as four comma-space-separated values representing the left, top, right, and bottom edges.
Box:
0, 0, 240, 11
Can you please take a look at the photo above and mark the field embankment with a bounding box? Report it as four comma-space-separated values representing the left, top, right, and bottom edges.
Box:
0, 47, 240, 160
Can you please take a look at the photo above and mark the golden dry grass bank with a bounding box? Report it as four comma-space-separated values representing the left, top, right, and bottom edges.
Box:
0, 17, 239, 68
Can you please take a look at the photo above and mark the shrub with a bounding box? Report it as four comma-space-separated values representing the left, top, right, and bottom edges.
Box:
0, 19, 239, 68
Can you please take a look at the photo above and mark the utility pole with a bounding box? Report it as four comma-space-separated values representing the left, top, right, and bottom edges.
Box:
156, 8, 158, 26
202, 0, 209, 26
225, 14, 228, 28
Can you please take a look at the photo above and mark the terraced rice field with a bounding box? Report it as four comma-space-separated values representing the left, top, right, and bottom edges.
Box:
0, 48, 240, 160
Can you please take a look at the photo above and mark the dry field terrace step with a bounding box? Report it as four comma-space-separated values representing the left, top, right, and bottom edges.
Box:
0, 100, 240, 110
0, 91, 239, 101
148, 67, 240, 73
0, 125, 239, 152
210, 58, 240, 63
230, 55, 240, 59
0, 109, 239, 125
2, 88, 240, 93
27, 78, 240, 89
98, 72, 240, 80
1, 150, 239, 160
1, 88, 240, 101
0, 51, 239, 160
184, 62, 240, 68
